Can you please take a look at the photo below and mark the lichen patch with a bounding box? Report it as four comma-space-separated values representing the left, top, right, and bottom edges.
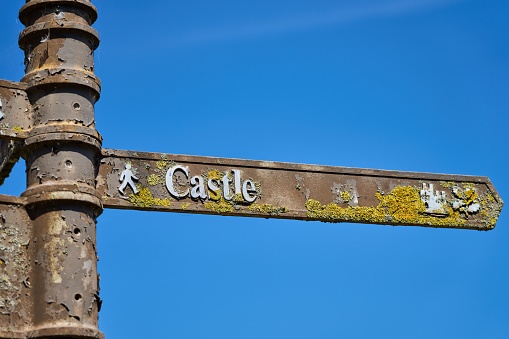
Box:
306, 185, 467, 227
129, 187, 171, 208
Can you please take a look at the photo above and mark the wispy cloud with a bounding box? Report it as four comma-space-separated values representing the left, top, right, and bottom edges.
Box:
169, 0, 465, 48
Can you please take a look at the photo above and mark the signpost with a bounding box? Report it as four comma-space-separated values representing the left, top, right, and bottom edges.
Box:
98, 148, 501, 230
0, 1, 503, 338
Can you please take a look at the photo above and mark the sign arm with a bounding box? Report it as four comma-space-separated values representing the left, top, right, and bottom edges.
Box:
98, 148, 503, 230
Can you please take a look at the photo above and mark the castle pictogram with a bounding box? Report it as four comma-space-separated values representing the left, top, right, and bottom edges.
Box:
420, 183, 448, 216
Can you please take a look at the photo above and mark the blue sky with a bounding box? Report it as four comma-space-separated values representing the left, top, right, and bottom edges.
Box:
1, 0, 508, 338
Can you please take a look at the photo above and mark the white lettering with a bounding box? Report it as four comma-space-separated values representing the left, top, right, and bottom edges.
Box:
166, 165, 189, 198
233, 169, 241, 195
242, 179, 257, 203
190, 175, 207, 199
222, 173, 233, 201
165, 166, 258, 203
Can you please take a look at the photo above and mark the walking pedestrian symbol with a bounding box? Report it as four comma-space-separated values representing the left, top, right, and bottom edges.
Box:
119, 163, 138, 194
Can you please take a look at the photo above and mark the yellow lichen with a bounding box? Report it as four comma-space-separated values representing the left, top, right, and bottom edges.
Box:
233, 193, 244, 203
147, 174, 161, 186
340, 191, 351, 202
477, 192, 503, 229
13, 126, 23, 133
181, 203, 190, 210
129, 187, 170, 208
156, 160, 168, 170
200, 173, 262, 213
306, 185, 466, 227
377, 186, 427, 223
209, 189, 221, 201
207, 169, 223, 180
249, 203, 288, 216
205, 169, 223, 202
462, 188, 478, 206
254, 181, 262, 198
440, 182, 502, 229
442, 182, 480, 208
204, 197, 235, 213
440, 181, 456, 188
306, 199, 384, 223
448, 183, 482, 218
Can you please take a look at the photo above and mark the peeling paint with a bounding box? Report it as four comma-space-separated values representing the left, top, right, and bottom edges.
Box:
82, 260, 93, 291
331, 180, 359, 206
44, 216, 68, 284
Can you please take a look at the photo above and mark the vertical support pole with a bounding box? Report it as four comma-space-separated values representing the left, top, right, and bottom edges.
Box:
18, 1, 104, 338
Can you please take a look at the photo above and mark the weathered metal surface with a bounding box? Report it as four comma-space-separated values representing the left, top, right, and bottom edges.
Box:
0, 196, 31, 339
0, 80, 32, 141
0, 194, 103, 339
0, 81, 33, 185
98, 148, 503, 230
24, 199, 102, 339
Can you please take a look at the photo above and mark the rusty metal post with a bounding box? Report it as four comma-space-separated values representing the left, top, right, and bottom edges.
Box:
17, 1, 103, 338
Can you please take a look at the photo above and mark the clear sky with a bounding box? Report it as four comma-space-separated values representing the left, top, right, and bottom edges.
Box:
1, 0, 508, 338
